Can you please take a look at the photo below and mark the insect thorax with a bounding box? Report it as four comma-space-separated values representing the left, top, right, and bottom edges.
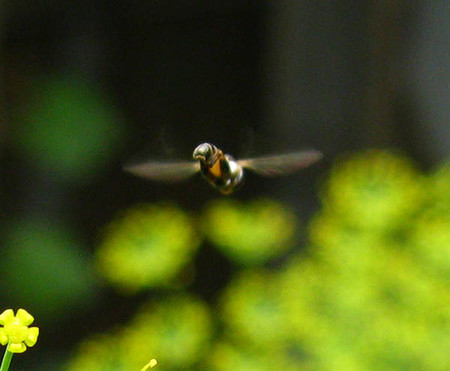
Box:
200, 154, 243, 194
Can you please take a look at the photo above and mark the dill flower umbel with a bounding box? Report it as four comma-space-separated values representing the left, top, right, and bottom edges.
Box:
67, 295, 210, 370
96, 203, 200, 292
208, 340, 301, 371
322, 150, 424, 230
277, 152, 449, 370
202, 199, 297, 265
124, 295, 212, 368
219, 270, 289, 349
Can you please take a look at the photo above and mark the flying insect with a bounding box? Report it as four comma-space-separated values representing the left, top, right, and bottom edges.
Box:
124, 143, 322, 194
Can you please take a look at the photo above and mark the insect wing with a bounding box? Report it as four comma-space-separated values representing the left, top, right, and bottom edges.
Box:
238, 150, 322, 177
124, 160, 200, 182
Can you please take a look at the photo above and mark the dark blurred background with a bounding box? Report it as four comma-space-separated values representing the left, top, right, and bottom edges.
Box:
0, 1, 448, 370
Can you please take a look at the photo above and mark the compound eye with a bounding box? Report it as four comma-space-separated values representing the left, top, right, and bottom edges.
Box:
193, 143, 213, 160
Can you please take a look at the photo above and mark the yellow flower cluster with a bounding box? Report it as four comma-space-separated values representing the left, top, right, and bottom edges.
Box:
322, 150, 424, 230
202, 199, 297, 264
96, 203, 200, 293
219, 270, 288, 348
67, 295, 211, 370
208, 151, 449, 370
96, 199, 298, 293
69, 150, 448, 370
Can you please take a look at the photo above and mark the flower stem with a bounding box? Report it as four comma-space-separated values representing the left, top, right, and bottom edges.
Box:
0, 343, 13, 371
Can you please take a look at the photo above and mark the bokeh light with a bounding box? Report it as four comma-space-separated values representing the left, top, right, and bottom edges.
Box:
1, 216, 98, 322
12, 73, 125, 183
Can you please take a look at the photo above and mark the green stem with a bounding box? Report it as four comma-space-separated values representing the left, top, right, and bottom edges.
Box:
0, 343, 13, 371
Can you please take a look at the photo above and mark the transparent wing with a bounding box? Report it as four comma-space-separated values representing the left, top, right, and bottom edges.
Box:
238, 150, 323, 177
123, 160, 200, 182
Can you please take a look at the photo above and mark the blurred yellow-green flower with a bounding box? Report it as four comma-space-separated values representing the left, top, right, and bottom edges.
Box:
409, 211, 450, 278
219, 270, 289, 349
408, 162, 450, 279
202, 199, 297, 265
96, 203, 200, 292
0, 309, 39, 354
425, 164, 450, 214
123, 295, 212, 368
279, 247, 449, 370
279, 258, 336, 346
275, 151, 450, 370
68, 149, 449, 371
208, 340, 303, 371
309, 211, 384, 272
67, 295, 211, 370
321, 150, 424, 230
68, 330, 156, 371
67, 333, 123, 371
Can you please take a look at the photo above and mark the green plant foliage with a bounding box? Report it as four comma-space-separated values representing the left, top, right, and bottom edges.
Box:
202, 199, 297, 265
13, 73, 125, 183
96, 203, 201, 293
1, 217, 98, 323
67, 295, 212, 370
